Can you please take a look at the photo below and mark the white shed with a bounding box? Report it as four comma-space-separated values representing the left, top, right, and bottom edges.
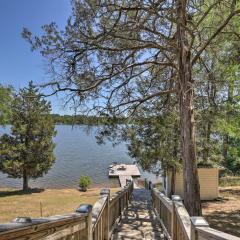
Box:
163, 168, 219, 200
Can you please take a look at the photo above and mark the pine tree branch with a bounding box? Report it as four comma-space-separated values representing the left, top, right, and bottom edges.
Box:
192, 9, 240, 65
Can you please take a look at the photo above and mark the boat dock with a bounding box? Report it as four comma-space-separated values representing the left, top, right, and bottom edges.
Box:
108, 163, 141, 187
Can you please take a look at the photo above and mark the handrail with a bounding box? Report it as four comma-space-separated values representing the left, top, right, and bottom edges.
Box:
152, 188, 173, 212
152, 188, 173, 237
91, 181, 133, 239
0, 181, 134, 240
0, 213, 90, 240
151, 188, 240, 240
109, 182, 133, 235
92, 195, 108, 230
174, 201, 191, 240
191, 217, 240, 240
196, 227, 240, 240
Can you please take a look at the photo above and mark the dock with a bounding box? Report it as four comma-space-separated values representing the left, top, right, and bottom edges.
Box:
108, 163, 141, 187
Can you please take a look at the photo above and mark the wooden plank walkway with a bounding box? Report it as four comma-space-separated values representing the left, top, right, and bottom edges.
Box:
111, 188, 166, 240
119, 175, 133, 188
109, 164, 141, 188
109, 164, 141, 177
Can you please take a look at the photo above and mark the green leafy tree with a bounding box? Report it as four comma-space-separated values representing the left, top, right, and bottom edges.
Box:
0, 81, 56, 192
23, 0, 240, 215
0, 85, 13, 125
126, 111, 181, 196
193, 11, 240, 172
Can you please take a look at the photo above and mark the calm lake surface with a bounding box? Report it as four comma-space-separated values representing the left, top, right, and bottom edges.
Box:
0, 125, 158, 189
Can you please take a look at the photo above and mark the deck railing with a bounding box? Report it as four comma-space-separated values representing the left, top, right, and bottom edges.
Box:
92, 180, 133, 239
109, 182, 133, 234
0, 213, 91, 240
0, 181, 238, 240
151, 187, 240, 240
0, 181, 133, 240
136, 177, 153, 189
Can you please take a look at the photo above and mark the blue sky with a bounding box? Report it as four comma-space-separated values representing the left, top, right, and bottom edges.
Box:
0, 0, 72, 114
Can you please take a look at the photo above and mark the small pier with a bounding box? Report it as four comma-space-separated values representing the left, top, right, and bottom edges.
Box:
108, 163, 141, 187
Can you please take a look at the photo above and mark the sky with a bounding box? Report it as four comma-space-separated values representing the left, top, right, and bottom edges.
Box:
0, 0, 72, 114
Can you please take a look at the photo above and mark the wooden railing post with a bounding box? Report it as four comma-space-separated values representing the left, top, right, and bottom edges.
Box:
100, 188, 110, 240
76, 204, 93, 240
119, 195, 122, 216
126, 179, 131, 206
190, 217, 209, 240
87, 209, 93, 240
172, 195, 182, 240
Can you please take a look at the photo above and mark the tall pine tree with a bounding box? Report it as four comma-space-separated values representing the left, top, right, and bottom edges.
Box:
0, 85, 13, 125
0, 81, 56, 191
23, 0, 240, 215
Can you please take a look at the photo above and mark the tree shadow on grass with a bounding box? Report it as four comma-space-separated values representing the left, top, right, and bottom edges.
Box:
204, 209, 240, 237
202, 188, 240, 237
0, 188, 45, 197
203, 197, 229, 205
220, 188, 240, 197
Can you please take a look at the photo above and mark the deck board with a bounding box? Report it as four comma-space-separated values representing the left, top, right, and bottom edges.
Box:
119, 175, 133, 188
109, 164, 141, 188
111, 188, 165, 240
108, 164, 141, 177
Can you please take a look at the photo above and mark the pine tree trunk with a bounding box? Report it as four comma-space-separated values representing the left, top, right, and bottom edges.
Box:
222, 134, 228, 161
203, 121, 211, 162
223, 81, 233, 162
176, 0, 202, 216
170, 167, 176, 197
23, 169, 29, 192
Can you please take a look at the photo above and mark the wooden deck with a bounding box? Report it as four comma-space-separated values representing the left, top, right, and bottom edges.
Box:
111, 188, 165, 240
109, 164, 141, 187
109, 164, 141, 177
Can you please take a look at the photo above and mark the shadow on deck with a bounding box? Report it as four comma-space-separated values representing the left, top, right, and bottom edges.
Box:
112, 188, 166, 240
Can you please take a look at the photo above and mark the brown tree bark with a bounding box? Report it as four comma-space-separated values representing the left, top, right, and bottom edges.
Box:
203, 120, 211, 162
223, 81, 234, 162
176, 0, 202, 216
170, 167, 176, 197
222, 135, 229, 161
23, 168, 29, 192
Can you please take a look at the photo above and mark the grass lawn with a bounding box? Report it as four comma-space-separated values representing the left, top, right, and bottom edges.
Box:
0, 187, 120, 223
202, 186, 240, 237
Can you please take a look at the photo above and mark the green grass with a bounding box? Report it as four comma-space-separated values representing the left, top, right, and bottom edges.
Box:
219, 176, 240, 187
0, 187, 120, 223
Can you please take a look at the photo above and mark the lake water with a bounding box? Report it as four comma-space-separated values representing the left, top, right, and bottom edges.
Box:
0, 125, 159, 189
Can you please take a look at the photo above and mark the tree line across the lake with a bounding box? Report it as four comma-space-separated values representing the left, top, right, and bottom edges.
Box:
0, 87, 126, 126
1, 0, 240, 216
0, 83, 125, 192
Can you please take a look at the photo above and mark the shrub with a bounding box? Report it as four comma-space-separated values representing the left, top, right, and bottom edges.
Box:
79, 176, 92, 191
